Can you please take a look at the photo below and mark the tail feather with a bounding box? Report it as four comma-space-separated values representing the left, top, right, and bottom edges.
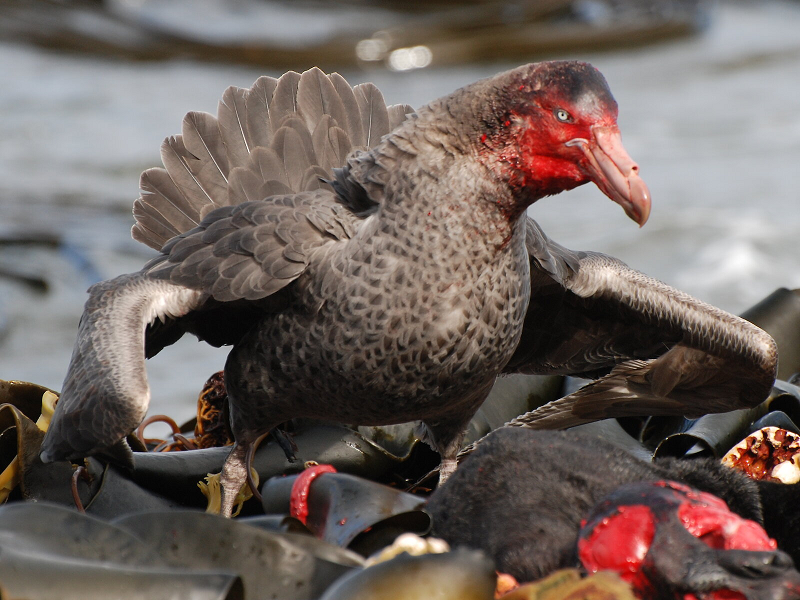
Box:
132, 197, 184, 248
228, 167, 265, 205
130, 217, 168, 250
248, 147, 287, 189
260, 180, 294, 199
301, 165, 331, 192
278, 115, 316, 157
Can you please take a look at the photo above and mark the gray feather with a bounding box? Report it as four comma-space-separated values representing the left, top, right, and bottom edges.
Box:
388, 103, 414, 131
279, 116, 317, 166
354, 82, 390, 147
182, 111, 229, 206
218, 86, 251, 167
329, 72, 365, 148
39, 275, 204, 463
130, 218, 169, 251
270, 126, 313, 192
228, 262, 265, 300
131, 197, 185, 249
300, 165, 331, 192
245, 75, 278, 149
228, 167, 265, 204
248, 147, 288, 188
297, 67, 348, 135
202, 218, 239, 246
524, 217, 581, 282
136, 168, 201, 233
260, 180, 294, 198
160, 135, 217, 213
311, 116, 351, 174
269, 71, 302, 133
148, 190, 353, 303
132, 68, 403, 252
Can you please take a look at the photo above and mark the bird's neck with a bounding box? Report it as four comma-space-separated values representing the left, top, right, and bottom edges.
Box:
351, 120, 527, 252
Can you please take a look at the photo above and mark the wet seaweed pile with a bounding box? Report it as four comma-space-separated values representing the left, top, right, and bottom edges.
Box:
1, 288, 800, 599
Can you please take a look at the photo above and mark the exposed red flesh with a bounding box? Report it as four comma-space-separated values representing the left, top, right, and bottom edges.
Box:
679, 500, 777, 552
578, 503, 654, 593
289, 463, 337, 525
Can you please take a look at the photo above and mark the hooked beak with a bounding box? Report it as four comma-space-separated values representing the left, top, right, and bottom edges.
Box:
568, 126, 651, 227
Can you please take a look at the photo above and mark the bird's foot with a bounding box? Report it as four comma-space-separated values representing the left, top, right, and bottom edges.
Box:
219, 443, 249, 518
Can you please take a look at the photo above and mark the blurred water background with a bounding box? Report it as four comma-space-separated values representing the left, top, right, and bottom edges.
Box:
1, 0, 799, 425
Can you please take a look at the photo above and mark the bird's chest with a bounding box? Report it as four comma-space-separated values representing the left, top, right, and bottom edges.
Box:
296, 228, 531, 406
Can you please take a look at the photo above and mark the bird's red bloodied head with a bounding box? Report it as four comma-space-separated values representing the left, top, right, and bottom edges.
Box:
476, 61, 650, 225
578, 481, 800, 600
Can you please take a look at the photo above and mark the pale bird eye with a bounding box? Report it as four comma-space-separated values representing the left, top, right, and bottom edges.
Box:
555, 109, 571, 122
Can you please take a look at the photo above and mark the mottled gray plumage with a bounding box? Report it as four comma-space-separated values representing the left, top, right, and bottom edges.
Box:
41, 63, 777, 517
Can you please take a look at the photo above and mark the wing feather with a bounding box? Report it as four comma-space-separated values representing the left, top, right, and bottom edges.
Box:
270, 126, 313, 192
160, 135, 216, 213
269, 71, 302, 133
245, 75, 278, 149
218, 86, 251, 168
329, 72, 365, 147
312, 116, 351, 174
133, 68, 405, 251
297, 67, 348, 135
181, 111, 229, 206
354, 83, 390, 147
388, 103, 414, 131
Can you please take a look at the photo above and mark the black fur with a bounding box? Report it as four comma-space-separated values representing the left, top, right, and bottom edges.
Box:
426, 428, 799, 582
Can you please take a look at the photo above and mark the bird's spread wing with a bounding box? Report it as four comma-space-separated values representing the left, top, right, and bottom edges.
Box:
504, 217, 778, 429
128, 67, 415, 356
132, 67, 413, 251
42, 69, 413, 463
40, 275, 206, 462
